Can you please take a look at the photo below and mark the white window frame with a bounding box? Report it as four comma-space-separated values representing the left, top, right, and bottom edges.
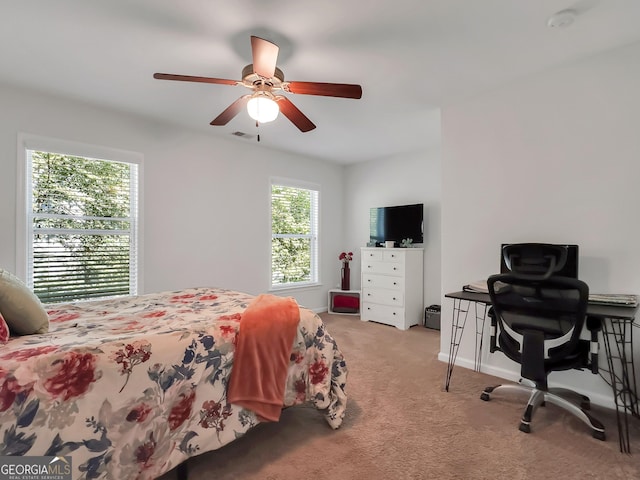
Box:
16, 133, 144, 300
269, 177, 320, 291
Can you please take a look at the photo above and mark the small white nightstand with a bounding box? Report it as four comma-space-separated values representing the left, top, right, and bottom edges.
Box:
327, 289, 361, 315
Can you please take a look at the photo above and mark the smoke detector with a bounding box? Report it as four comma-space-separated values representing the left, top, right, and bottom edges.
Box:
547, 9, 577, 28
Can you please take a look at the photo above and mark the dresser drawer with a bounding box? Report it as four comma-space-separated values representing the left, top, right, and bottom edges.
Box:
362, 249, 383, 262
361, 302, 405, 329
362, 273, 404, 290
362, 288, 404, 306
383, 250, 404, 263
362, 261, 405, 276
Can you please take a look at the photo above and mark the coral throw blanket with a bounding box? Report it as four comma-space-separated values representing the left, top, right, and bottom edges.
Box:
228, 293, 300, 422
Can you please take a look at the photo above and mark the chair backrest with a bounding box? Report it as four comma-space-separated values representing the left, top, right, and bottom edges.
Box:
487, 273, 589, 366
501, 243, 569, 280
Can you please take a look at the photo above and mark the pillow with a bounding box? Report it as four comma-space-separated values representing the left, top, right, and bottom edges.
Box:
0, 311, 9, 344
0, 269, 49, 335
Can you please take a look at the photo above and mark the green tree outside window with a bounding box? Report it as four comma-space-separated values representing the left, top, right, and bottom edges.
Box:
29, 151, 138, 303
271, 184, 318, 286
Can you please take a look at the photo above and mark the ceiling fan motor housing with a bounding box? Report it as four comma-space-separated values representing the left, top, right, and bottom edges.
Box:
242, 64, 285, 86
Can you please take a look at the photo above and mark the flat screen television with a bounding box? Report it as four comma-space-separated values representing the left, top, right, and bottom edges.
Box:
500, 243, 579, 278
369, 203, 424, 246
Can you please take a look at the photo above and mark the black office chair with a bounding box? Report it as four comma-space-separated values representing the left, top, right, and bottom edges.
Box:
480, 248, 605, 440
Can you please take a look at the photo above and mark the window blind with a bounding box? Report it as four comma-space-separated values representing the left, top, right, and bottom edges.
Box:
27, 151, 138, 303
271, 182, 319, 287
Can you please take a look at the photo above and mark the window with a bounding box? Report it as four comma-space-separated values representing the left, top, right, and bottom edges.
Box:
19, 136, 140, 303
270, 179, 319, 289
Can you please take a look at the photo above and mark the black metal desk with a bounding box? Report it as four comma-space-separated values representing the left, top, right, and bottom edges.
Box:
444, 290, 639, 453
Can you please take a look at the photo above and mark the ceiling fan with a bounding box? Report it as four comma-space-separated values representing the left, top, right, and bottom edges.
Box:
154, 36, 362, 133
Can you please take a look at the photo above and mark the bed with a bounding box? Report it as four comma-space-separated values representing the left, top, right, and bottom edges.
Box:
0, 287, 348, 479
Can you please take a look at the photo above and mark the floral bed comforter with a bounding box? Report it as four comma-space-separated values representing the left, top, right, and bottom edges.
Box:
0, 288, 348, 479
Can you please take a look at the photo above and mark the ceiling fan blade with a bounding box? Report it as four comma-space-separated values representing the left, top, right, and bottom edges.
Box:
276, 97, 316, 132
210, 96, 251, 126
251, 36, 279, 79
154, 73, 238, 86
285, 81, 362, 99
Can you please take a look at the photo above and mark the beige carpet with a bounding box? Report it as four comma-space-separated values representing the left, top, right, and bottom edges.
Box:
159, 313, 640, 480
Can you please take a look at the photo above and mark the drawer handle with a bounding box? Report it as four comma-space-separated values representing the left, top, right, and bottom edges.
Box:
392, 297, 397, 300
367, 279, 371, 282
368, 265, 372, 268
393, 312, 396, 316
393, 267, 397, 271
391, 254, 395, 258
393, 282, 397, 285
367, 293, 371, 296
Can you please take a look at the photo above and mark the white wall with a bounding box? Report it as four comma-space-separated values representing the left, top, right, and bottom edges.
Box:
344, 147, 442, 308
441, 41, 640, 407
0, 83, 345, 311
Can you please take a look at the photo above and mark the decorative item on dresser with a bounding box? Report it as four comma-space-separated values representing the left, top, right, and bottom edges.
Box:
360, 247, 424, 330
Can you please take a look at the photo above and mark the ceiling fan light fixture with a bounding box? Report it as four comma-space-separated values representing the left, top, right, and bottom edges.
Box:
247, 94, 279, 123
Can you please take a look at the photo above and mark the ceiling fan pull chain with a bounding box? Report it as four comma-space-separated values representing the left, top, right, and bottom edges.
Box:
256, 120, 260, 142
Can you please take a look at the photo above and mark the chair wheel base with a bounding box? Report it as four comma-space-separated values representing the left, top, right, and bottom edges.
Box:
480, 383, 605, 441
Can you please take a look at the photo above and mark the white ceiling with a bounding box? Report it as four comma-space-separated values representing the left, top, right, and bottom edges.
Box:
1, 1, 640, 164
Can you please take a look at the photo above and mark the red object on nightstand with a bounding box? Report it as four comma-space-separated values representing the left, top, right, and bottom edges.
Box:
333, 295, 359, 311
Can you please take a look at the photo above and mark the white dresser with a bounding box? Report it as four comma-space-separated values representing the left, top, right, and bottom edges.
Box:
360, 247, 424, 330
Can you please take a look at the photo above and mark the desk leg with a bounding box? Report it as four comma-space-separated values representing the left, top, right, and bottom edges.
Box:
473, 302, 489, 373
445, 300, 490, 391
445, 298, 469, 391
599, 318, 639, 454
